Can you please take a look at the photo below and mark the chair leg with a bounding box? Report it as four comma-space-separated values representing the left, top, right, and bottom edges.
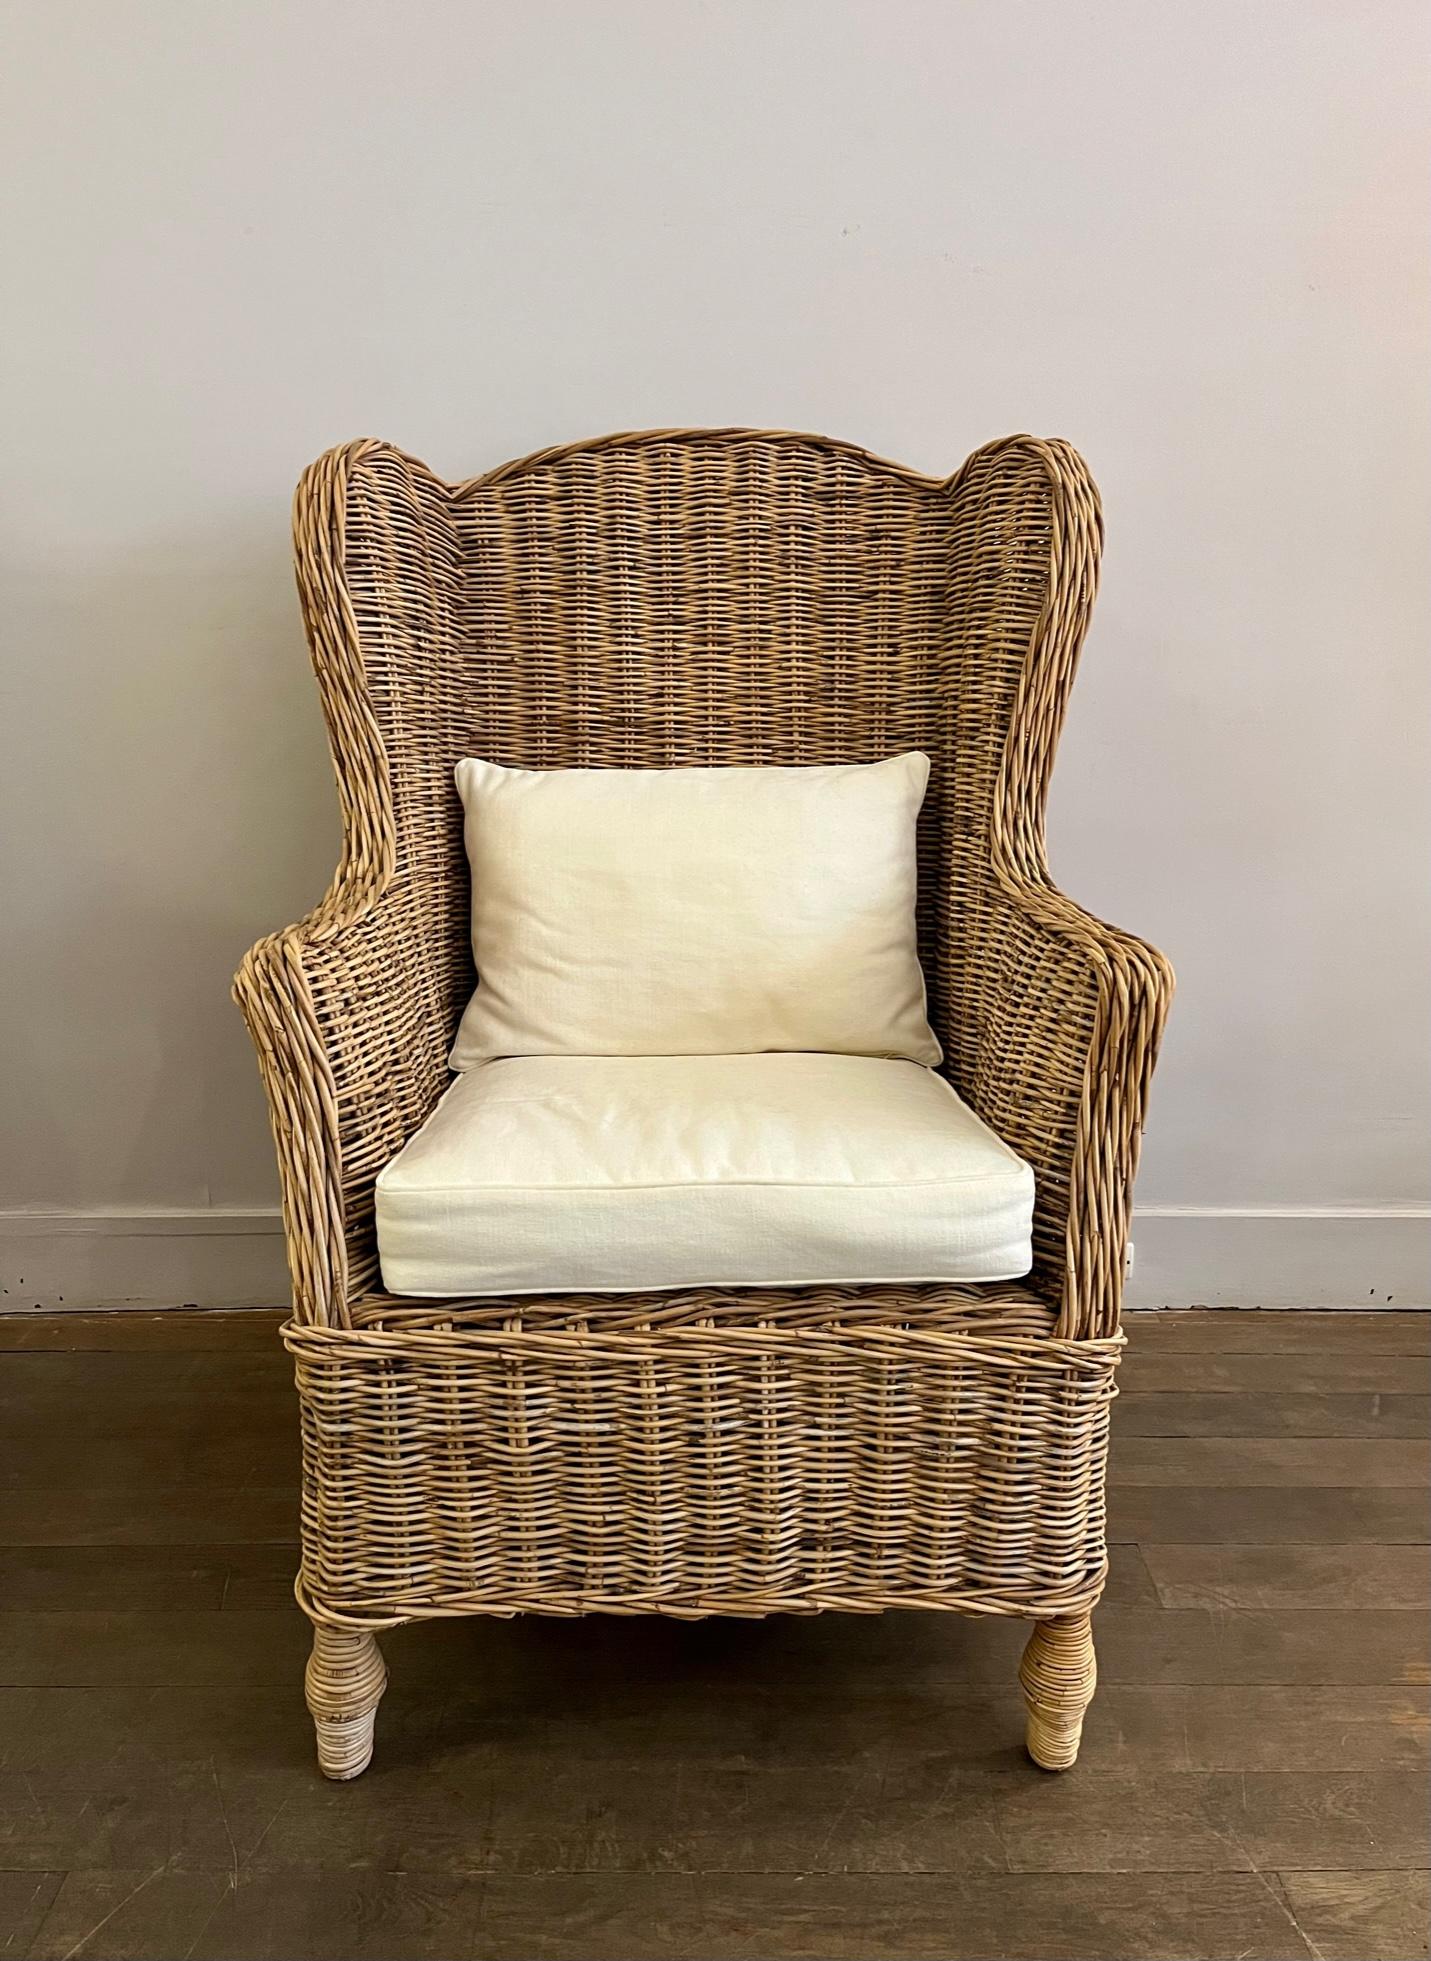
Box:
1019, 1611, 1096, 1771
304, 1622, 386, 1780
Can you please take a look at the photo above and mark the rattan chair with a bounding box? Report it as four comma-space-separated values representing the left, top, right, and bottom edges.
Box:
235, 428, 1172, 1781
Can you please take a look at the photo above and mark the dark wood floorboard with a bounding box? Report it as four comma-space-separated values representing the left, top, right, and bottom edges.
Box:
0, 1872, 64, 1956
1120, 1348, 1430, 1394
1108, 1481, 1428, 1543
1276, 1870, 1431, 1961
1116, 1389, 1428, 1437
1122, 1310, 1428, 1353
1109, 1434, 1429, 1485
0, 1487, 298, 1547
19, 1867, 1348, 1961
1139, 1541, 1431, 1609
0, 1307, 1426, 1961
0, 1310, 287, 1352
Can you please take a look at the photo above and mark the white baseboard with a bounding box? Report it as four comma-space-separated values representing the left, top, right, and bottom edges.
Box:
0, 1205, 1426, 1311
1125, 1206, 1429, 1310
0, 1210, 289, 1310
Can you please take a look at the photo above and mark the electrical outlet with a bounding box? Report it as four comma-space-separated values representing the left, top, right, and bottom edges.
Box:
1125, 1240, 1135, 1277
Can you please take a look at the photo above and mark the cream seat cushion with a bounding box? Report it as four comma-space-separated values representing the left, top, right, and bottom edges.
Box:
376, 1052, 1035, 1297
448, 754, 941, 1068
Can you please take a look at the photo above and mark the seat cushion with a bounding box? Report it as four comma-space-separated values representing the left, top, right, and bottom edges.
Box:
376, 1053, 1034, 1297
448, 754, 941, 1068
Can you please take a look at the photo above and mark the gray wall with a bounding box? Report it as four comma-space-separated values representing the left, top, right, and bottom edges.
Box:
2, 0, 1427, 1305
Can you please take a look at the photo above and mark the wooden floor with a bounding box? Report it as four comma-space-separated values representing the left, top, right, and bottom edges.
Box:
0, 1310, 1426, 1961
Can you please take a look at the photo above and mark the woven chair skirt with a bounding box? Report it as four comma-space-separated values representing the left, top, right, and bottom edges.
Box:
288, 1309, 1119, 1629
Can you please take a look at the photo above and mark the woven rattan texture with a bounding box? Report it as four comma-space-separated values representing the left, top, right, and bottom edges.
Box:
288, 1304, 1119, 1629
235, 428, 1171, 1646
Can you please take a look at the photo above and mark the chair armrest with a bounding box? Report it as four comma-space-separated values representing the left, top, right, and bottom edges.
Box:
967, 876, 1173, 1340
236, 882, 457, 1326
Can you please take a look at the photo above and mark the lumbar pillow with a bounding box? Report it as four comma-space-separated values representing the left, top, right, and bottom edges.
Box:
448, 754, 941, 1067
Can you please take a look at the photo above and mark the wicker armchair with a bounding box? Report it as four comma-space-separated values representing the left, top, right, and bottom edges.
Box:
236, 428, 1172, 1781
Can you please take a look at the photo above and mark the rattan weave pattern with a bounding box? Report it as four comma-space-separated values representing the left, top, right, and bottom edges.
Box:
288, 1307, 1118, 1630
234, 428, 1171, 1776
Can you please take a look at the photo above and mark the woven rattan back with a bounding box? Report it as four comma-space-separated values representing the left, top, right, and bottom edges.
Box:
329, 430, 1089, 1042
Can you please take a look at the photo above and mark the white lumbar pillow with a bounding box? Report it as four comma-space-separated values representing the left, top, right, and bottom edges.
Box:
449, 754, 942, 1068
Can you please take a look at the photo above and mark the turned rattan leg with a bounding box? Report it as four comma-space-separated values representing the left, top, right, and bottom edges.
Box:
304, 1623, 386, 1780
1019, 1611, 1096, 1771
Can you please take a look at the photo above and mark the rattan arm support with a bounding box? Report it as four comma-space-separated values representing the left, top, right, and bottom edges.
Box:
971, 879, 1173, 1342
235, 899, 449, 1326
